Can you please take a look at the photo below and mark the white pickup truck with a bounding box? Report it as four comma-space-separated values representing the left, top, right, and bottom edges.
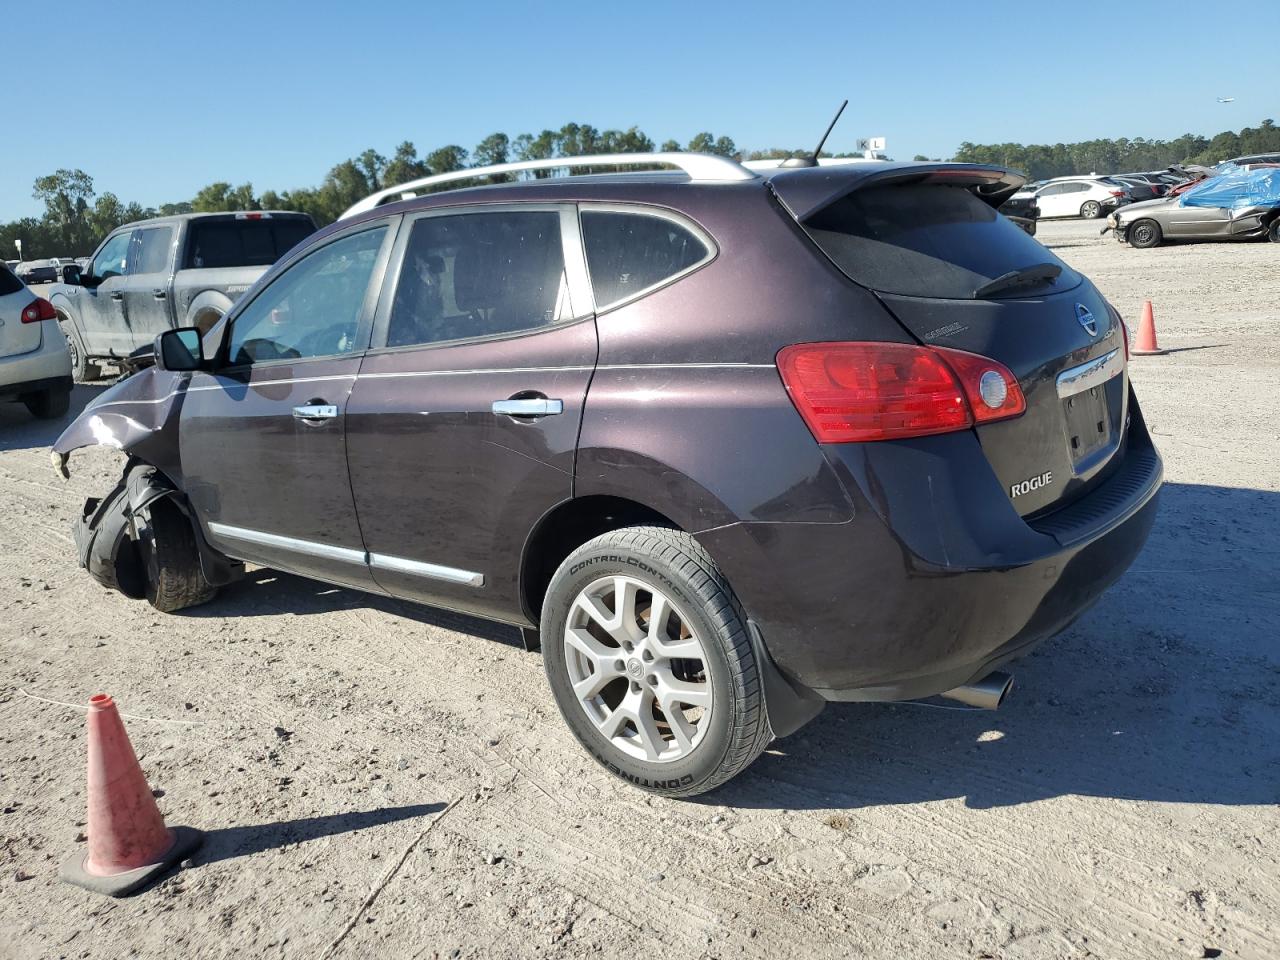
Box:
49, 211, 315, 380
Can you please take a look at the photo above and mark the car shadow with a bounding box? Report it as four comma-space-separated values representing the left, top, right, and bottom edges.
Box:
0, 383, 109, 453
168, 480, 1279, 813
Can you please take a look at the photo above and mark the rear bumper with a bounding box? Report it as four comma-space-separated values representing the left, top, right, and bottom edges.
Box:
0, 321, 73, 398
698, 400, 1162, 702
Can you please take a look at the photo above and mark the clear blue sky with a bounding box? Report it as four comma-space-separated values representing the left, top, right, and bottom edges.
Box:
3, 0, 1276, 219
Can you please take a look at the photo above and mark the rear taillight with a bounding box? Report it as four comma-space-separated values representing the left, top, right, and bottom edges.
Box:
21, 298, 56, 324
776, 342, 1025, 443
1109, 190, 1125, 197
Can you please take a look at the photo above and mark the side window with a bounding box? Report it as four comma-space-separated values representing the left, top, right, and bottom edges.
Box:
92, 232, 133, 280
133, 227, 174, 275
226, 226, 387, 366
581, 210, 710, 308
386, 211, 566, 348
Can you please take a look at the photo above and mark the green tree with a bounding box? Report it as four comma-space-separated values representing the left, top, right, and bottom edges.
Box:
425, 145, 469, 174
473, 132, 510, 168
383, 142, 430, 187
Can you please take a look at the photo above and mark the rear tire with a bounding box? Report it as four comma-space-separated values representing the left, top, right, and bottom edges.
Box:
1129, 219, 1163, 249
1080, 200, 1103, 219
540, 526, 770, 798
137, 498, 218, 612
23, 387, 71, 420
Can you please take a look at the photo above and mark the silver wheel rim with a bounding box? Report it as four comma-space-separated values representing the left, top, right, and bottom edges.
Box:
563, 575, 712, 763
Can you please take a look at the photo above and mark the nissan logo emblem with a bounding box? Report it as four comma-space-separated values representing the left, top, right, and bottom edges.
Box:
1075, 303, 1098, 337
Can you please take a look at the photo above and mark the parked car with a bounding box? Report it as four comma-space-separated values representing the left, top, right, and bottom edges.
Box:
0, 262, 73, 418
1109, 175, 1167, 199
53, 154, 1161, 797
997, 193, 1039, 235
1012, 176, 1131, 219
49, 211, 316, 381
1107, 166, 1280, 247
18, 260, 59, 284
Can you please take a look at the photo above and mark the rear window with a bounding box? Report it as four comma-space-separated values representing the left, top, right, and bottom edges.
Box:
0, 264, 24, 296
581, 210, 710, 308
803, 184, 1079, 300
184, 218, 315, 270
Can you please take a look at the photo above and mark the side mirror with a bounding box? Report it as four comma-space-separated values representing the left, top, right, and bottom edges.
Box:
61, 264, 82, 285
154, 327, 204, 372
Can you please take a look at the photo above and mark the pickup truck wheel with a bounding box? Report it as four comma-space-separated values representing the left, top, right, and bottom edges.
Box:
540, 526, 770, 798
1080, 200, 1103, 219
1129, 219, 1163, 249
137, 498, 218, 613
58, 314, 102, 382
23, 387, 71, 420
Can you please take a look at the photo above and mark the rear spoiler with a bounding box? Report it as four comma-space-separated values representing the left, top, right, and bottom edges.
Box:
766, 163, 1026, 222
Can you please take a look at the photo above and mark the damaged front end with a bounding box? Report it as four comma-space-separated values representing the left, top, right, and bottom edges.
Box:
54, 367, 243, 595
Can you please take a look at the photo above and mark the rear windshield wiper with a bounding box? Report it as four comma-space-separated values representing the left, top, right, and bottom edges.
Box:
972, 263, 1062, 300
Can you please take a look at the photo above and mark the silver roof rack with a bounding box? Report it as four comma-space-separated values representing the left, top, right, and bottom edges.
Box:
338, 152, 757, 220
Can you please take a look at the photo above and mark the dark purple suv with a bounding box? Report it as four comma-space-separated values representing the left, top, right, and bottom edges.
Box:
54, 155, 1161, 797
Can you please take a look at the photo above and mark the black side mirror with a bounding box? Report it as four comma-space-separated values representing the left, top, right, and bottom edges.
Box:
154, 327, 204, 372
61, 264, 82, 285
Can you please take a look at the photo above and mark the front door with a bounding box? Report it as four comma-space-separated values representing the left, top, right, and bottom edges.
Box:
345, 205, 596, 623
78, 229, 134, 356
179, 222, 397, 590
120, 224, 177, 351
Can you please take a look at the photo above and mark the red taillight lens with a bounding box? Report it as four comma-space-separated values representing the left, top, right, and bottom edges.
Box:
1109, 190, 1125, 197
21, 298, 56, 324
776, 342, 1025, 443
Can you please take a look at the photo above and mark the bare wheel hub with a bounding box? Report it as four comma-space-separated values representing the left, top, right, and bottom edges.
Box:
563, 575, 713, 763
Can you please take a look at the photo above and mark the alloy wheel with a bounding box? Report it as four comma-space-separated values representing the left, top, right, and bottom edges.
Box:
563, 575, 712, 763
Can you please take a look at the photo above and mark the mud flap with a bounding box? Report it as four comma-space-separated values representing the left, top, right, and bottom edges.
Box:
747, 620, 826, 739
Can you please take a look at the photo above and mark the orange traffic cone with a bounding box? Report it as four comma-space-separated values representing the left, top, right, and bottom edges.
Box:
60, 694, 202, 897
1131, 301, 1165, 355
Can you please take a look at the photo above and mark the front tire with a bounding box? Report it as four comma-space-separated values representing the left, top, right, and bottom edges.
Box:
1268, 219, 1280, 243
1080, 200, 1103, 219
540, 526, 770, 798
23, 387, 71, 420
58, 313, 102, 382
1129, 219, 1163, 249
137, 498, 218, 613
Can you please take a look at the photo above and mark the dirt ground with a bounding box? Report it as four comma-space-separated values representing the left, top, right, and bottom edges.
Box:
2, 219, 1277, 960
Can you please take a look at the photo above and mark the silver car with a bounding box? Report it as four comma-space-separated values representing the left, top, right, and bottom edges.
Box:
1108, 186, 1280, 247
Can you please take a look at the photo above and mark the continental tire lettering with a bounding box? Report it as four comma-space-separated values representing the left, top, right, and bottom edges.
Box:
595, 751, 693, 789
568, 553, 691, 603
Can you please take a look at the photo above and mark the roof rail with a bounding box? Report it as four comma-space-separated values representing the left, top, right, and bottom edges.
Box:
338, 152, 757, 220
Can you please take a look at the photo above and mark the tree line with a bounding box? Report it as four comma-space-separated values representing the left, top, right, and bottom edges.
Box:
4, 119, 1276, 260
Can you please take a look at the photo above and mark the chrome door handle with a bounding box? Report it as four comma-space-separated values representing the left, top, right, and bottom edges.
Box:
152, 289, 167, 300
109, 291, 123, 301
492, 398, 564, 418
292, 403, 339, 421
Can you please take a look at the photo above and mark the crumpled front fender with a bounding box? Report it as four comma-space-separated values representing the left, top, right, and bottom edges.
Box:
52, 367, 188, 481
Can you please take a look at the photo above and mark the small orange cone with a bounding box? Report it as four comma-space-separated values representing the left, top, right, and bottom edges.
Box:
60, 694, 202, 897
1131, 301, 1165, 355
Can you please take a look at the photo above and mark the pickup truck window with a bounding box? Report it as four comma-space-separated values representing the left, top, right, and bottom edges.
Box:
184, 219, 315, 270
133, 227, 174, 275
92, 232, 133, 279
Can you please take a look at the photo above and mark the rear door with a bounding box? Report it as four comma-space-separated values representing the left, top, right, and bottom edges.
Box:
1034, 183, 1071, 217
797, 174, 1127, 516
120, 224, 176, 350
0, 264, 41, 360
179, 221, 396, 590
345, 204, 595, 622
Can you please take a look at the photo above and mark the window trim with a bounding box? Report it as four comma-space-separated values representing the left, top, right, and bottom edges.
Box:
367, 203, 591, 355
214, 218, 401, 373
577, 202, 718, 315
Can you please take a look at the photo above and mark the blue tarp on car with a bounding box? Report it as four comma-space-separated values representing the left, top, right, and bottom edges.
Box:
1180, 166, 1280, 210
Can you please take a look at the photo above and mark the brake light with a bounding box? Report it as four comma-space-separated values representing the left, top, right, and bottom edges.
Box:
776, 342, 1025, 443
21, 298, 56, 324
1109, 190, 1125, 197
1121, 317, 1130, 360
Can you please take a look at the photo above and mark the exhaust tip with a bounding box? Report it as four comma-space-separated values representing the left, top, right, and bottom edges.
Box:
939, 671, 1013, 711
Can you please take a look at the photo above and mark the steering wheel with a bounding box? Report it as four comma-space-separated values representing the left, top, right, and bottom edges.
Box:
293, 322, 355, 358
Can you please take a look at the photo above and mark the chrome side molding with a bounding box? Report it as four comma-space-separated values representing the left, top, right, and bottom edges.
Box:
206, 523, 484, 587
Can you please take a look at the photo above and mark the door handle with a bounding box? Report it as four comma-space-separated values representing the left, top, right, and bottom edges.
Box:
109, 291, 123, 301
152, 289, 167, 300
492, 398, 564, 418
292, 403, 339, 421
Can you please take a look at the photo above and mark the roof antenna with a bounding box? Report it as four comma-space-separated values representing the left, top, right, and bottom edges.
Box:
781, 99, 848, 169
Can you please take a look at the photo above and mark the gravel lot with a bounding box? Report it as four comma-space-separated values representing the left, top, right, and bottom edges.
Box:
2, 218, 1277, 959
